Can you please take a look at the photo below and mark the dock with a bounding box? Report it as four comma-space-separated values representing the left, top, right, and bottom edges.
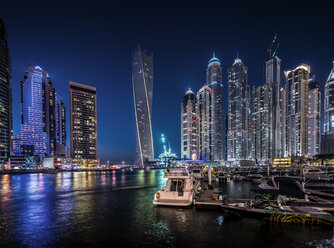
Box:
194, 189, 222, 209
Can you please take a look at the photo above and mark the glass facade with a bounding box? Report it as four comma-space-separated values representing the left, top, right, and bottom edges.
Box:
0, 18, 12, 164
181, 89, 199, 160
206, 54, 223, 161
227, 58, 250, 161
265, 56, 282, 158
322, 63, 334, 154
132, 46, 154, 168
308, 80, 321, 157
283, 64, 310, 157
20, 66, 53, 157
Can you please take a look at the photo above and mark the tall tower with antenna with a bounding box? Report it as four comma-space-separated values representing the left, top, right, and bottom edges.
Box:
265, 34, 282, 160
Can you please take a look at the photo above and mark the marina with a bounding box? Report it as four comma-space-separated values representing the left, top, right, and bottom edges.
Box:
0, 169, 334, 247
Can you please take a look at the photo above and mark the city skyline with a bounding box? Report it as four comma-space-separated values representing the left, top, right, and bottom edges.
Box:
1, 1, 333, 163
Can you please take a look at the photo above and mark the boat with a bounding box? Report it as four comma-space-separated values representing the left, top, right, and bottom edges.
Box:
246, 174, 263, 184
221, 197, 334, 226
304, 180, 334, 201
153, 168, 200, 207
255, 176, 334, 214
190, 167, 204, 180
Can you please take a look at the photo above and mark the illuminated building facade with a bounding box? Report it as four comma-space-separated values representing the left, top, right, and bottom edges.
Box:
322, 63, 334, 154
69, 81, 97, 161
283, 64, 310, 157
0, 18, 12, 164
197, 85, 213, 161
206, 54, 223, 161
251, 84, 272, 162
308, 80, 321, 157
132, 46, 154, 168
55, 93, 66, 156
227, 58, 250, 161
20, 66, 55, 157
181, 89, 199, 160
265, 56, 282, 158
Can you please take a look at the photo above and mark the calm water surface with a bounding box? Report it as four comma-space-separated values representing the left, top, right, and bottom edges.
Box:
0, 170, 333, 248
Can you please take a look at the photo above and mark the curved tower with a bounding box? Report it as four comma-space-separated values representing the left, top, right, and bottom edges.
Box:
132, 46, 154, 168
206, 53, 223, 161
322, 63, 334, 154
181, 89, 199, 160
0, 18, 12, 164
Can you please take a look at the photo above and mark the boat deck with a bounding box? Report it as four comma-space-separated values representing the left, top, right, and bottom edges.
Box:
194, 190, 222, 209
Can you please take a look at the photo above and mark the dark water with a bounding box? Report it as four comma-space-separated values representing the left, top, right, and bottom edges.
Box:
0, 170, 333, 248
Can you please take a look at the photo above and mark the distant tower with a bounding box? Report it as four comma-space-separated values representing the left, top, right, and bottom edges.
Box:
284, 64, 310, 157
197, 85, 213, 161
206, 53, 223, 161
20, 66, 55, 157
132, 46, 154, 168
321, 63, 334, 154
251, 84, 272, 162
0, 18, 12, 164
227, 58, 250, 161
181, 89, 199, 160
69, 81, 97, 161
55, 93, 66, 156
308, 78, 321, 157
265, 56, 282, 159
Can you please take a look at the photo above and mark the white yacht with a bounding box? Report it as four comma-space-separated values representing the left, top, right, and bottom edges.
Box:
191, 167, 204, 180
153, 168, 200, 207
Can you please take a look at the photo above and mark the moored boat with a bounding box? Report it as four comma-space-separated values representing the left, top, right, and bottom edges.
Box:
153, 168, 200, 207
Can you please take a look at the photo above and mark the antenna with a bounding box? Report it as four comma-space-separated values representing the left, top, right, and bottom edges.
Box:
213, 51, 215, 58
272, 42, 280, 57
267, 33, 278, 59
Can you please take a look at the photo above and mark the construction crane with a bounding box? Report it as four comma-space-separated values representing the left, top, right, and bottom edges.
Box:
267, 33, 279, 59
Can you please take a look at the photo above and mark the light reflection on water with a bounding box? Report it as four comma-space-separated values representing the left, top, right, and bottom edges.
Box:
0, 170, 332, 248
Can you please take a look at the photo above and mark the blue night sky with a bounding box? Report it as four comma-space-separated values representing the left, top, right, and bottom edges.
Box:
1, 0, 333, 163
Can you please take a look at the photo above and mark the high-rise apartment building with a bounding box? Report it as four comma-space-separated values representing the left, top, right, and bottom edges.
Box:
265, 56, 282, 158
283, 64, 310, 157
251, 84, 272, 162
0, 18, 12, 164
322, 63, 334, 154
69, 81, 97, 162
181, 89, 199, 160
55, 93, 66, 156
132, 46, 154, 168
197, 85, 213, 161
227, 58, 250, 161
308, 79, 321, 157
20, 66, 55, 157
206, 53, 223, 161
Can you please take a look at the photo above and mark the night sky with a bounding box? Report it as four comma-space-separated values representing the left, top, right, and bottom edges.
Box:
1, 0, 333, 163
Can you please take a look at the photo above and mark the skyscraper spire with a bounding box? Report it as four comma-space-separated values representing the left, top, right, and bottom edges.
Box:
213, 51, 215, 58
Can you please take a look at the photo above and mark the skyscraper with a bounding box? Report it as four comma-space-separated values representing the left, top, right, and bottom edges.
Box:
251, 84, 272, 162
206, 53, 223, 161
284, 64, 310, 157
197, 85, 213, 161
0, 18, 12, 164
55, 93, 66, 156
69, 81, 97, 163
20, 66, 54, 157
181, 89, 199, 160
322, 63, 334, 154
308, 79, 321, 157
227, 58, 250, 161
265, 56, 282, 158
132, 46, 154, 168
